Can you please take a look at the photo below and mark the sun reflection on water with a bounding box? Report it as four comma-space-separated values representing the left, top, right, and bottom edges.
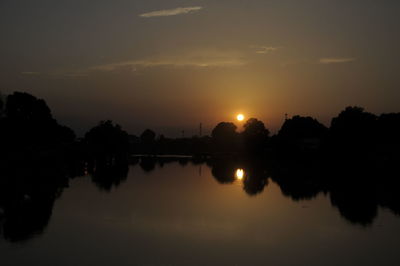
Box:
235, 169, 245, 180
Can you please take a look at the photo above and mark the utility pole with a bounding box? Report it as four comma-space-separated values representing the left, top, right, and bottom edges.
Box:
199, 123, 202, 137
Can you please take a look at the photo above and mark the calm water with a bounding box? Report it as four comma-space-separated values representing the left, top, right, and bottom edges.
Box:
1, 159, 400, 266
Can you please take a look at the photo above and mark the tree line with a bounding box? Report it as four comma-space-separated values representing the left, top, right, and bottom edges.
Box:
1, 91, 399, 161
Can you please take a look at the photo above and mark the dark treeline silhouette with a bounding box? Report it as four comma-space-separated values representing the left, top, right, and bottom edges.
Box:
130, 131, 213, 155
130, 118, 270, 155
0, 92, 131, 179
326, 107, 400, 160
1, 92, 399, 159
128, 108, 400, 162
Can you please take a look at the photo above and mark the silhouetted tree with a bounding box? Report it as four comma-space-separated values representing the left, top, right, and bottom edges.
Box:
55, 125, 76, 143
141, 129, 156, 143
1, 92, 75, 151
84, 120, 129, 162
211, 122, 239, 152
376, 113, 400, 158
276, 115, 327, 155
0, 93, 5, 151
6, 92, 52, 122
279, 116, 327, 140
242, 118, 269, 153
0, 92, 4, 118
140, 129, 156, 154
328, 106, 377, 156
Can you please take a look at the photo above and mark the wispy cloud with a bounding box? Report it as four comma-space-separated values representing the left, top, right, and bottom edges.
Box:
280, 59, 310, 68
139, 6, 203, 18
21, 72, 40, 75
91, 51, 245, 71
62, 72, 89, 78
20, 70, 90, 79
251, 46, 280, 54
319, 57, 355, 64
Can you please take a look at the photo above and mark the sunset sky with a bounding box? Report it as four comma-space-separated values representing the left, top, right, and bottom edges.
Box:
1, 0, 399, 136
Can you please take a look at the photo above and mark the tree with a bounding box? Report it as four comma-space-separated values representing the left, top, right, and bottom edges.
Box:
376, 113, 400, 157
328, 106, 377, 154
0, 92, 4, 118
242, 118, 269, 153
84, 120, 129, 160
140, 129, 156, 153
140, 129, 156, 145
2, 92, 75, 149
6, 92, 53, 123
211, 122, 239, 152
276, 115, 327, 153
279, 116, 327, 139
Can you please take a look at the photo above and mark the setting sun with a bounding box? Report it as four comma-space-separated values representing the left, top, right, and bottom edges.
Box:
237, 114, 245, 121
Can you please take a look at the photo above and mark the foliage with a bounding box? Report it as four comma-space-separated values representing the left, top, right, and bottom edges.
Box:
0, 92, 75, 151
211, 122, 239, 152
242, 118, 269, 153
84, 120, 129, 157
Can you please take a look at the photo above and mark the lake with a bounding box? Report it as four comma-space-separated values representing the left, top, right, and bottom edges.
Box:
1, 157, 400, 266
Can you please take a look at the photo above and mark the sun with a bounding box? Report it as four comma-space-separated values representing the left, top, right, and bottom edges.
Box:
237, 114, 245, 121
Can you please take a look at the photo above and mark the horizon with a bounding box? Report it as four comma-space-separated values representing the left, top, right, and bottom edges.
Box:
1, 0, 399, 136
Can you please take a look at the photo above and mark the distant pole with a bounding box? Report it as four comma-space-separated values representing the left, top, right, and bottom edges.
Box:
199, 123, 202, 137
285, 113, 288, 120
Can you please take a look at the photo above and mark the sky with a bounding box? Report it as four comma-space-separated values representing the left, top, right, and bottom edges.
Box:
1, 0, 399, 137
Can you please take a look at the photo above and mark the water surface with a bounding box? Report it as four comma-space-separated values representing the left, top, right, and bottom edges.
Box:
1, 160, 400, 266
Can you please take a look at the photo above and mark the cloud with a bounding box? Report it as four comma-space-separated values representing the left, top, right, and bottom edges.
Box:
280, 59, 310, 68
319, 58, 355, 64
21, 72, 40, 75
62, 72, 89, 78
91, 51, 245, 71
139, 6, 203, 18
251, 46, 280, 54
19, 70, 90, 79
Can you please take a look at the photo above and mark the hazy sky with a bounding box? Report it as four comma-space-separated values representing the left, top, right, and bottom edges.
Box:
1, 0, 399, 136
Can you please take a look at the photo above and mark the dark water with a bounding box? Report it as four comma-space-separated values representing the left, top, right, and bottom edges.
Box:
1, 159, 400, 266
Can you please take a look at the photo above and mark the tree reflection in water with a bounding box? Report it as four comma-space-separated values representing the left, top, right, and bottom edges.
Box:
209, 156, 400, 226
0, 156, 70, 242
1, 155, 400, 244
